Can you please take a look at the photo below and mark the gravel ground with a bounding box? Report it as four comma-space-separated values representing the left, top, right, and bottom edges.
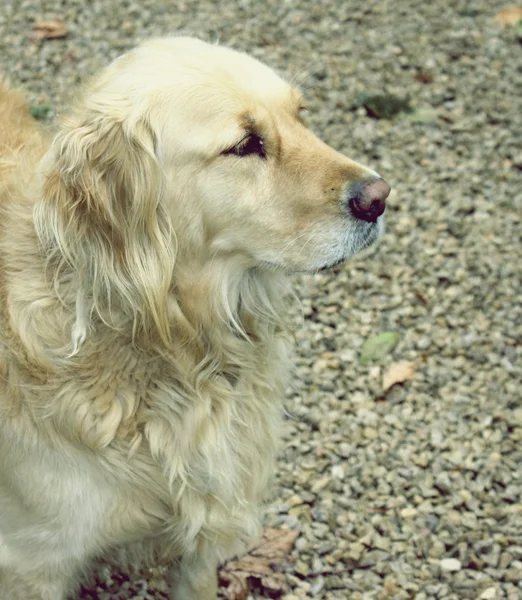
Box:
1, 1, 521, 599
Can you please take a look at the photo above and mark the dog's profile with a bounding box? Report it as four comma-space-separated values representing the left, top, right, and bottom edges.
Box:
0, 37, 389, 599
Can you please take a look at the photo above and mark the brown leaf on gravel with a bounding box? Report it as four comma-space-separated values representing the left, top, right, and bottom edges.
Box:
30, 20, 68, 42
495, 7, 522, 25
218, 528, 299, 599
414, 71, 434, 84
382, 361, 416, 392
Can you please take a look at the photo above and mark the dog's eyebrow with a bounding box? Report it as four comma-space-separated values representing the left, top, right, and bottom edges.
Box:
242, 114, 258, 129
239, 114, 265, 139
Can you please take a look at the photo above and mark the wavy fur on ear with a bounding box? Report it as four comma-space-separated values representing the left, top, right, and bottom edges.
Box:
33, 104, 176, 350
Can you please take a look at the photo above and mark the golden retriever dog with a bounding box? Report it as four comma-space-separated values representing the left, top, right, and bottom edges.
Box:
0, 37, 390, 599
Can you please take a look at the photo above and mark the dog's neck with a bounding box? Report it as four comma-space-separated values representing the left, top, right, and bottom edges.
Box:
169, 257, 292, 349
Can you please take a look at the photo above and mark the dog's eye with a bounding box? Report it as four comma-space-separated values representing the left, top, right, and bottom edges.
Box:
224, 133, 266, 159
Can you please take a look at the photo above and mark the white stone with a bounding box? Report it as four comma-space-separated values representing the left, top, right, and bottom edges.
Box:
440, 558, 462, 572
479, 588, 498, 600
331, 464, 345, 479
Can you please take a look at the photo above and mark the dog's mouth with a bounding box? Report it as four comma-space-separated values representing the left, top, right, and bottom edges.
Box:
317, 216, 384, 271
318, 257, 346, 271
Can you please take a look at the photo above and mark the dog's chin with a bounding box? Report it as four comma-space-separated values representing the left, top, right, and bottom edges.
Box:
318, 256, 346, 272
317, 217, 384, 271
258, 216, 384, 274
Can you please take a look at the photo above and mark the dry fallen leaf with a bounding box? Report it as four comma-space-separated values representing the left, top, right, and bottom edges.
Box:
414, 71, 434, 84
382, 361, 416, 392
30, 20, 68, 42
495, 7, 522, 25
219, 528, 299, 600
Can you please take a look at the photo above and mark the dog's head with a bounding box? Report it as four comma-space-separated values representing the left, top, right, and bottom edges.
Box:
35, 37, 389, 346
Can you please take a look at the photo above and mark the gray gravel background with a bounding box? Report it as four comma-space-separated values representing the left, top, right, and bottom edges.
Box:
1, 1, 521, 599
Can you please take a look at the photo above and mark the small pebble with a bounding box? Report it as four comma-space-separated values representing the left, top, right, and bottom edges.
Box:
440, 558, 462, 572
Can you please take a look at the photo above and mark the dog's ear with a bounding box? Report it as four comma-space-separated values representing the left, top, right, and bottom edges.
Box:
34, 107, 176, 349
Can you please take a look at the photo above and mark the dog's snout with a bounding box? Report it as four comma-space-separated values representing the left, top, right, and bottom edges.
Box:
347, 178, 390, 223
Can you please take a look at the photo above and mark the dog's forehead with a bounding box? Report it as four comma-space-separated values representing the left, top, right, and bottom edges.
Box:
132, 38, 300, 112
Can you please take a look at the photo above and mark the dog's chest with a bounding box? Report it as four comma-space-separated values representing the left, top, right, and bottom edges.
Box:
91, 340, 292, 555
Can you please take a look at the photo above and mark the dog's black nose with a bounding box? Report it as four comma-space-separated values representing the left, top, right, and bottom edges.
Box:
348, 178, 390, 223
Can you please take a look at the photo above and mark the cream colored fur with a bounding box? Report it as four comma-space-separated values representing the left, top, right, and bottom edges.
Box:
0, 37, 384, 599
